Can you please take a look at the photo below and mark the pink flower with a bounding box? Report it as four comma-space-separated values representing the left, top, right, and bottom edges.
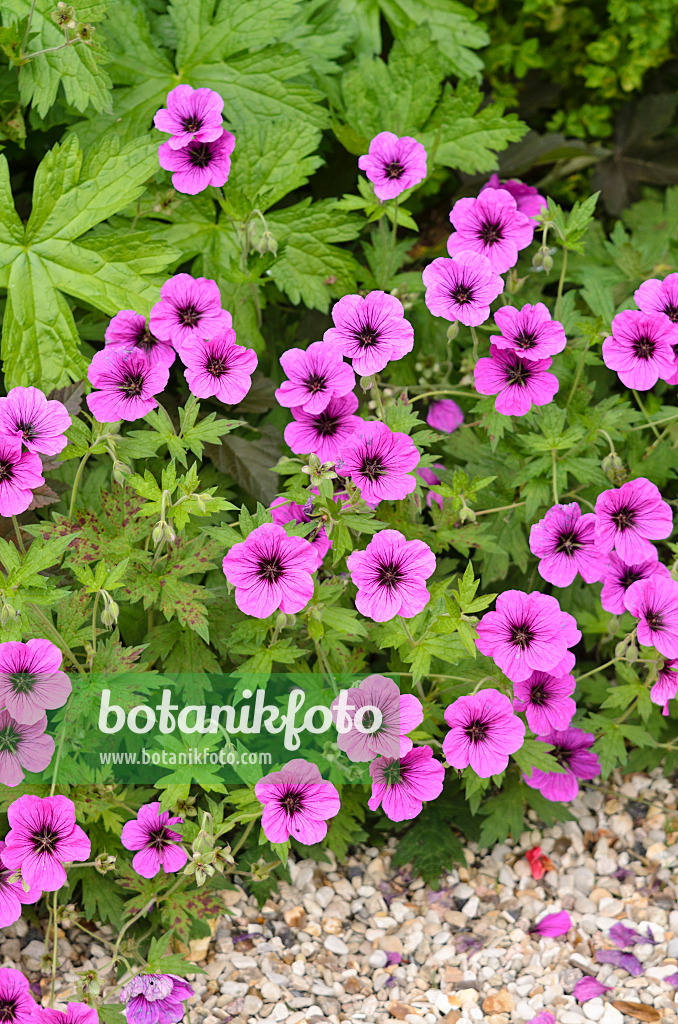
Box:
86, 350, 169, 423
490, 303, 566, 361
474, 346, 559, 416
331, 674, 423, 761
635, 274, 678, 383
121, 974, 194, 1024
336, 421, 419, 505
0, 387, 71, 456
625, 575, 678, 658
416, 465, 445, 509
447, 189, 534, 274
529, 502, 603, 587
513, 670, 577, 734
480, 175, 547, 219
476, 590, 581, 683
0, 968, 38, 1024
324, 291, 414, 376
358, 132, 427, 201
104, 311, 176, 368
149, 274, 232, 353
121, 802, 187, 879
347, 529, 435, 621
368, 745, 444, 821
284, 392, 363, 463
0, 639, 71, 725
422, 252, 504, 326
573, 977, 613, 1002
530, 909, 572, 936
254, 759, 340, 843
38, 1003, 99, 1024
270, 495, 331, 569
600, 552, 670, 615
275, 342, 355, 414
442, 689, 525, 777
602, 309, 675, 390
158, 130, 235, 195
426, 400, 463, 433
650, 658, 678, 715
222, 523, 317, 618
594, 477, 673, 563
0, 437, 44, 516
524, 728, 600, 802
2, 794, 90, 891
526, 1014, 555, 1024
153, 85, 224, 150
0, 711, 54, 787
182, 333, 258, 404
0, 840, 42, 927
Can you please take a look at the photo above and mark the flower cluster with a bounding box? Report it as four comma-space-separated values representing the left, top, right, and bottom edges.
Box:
154, 85, 235, 195
0, 388, 71, 516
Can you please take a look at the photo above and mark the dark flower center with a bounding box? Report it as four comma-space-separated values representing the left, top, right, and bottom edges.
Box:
119, 373, 145, 398
360, 456, 386, 481
15, 418, 38, 440
258, 555, 285, 584
514, 330, 537, 350
280, 789, 303, 815
632, 334, 656, 360
177, 304, 201, 327
0, 999, 17, 1022
206, 355, 228, 378
362, 709, 376, 730
451, 285, 473, 305
182, 115, 203, 133
553, 746, 573, 769
135, 325, 159, 352
479, 219, 503, 245
304, 373, 327, 394
384, 161, 404, 180
0, 459, 14, 483
9, 671, 36, 694
376, 559, 404, 590
354, 325, 379, 348
32, 825, 61, 854
314, 411, 340, 437
529, 681, 547, 706
555, 530, 581, 555
506, 361, 531, 387
465, 718, 489, 744
0, 725, 19, 754
611, 505, 636, 531
382, 760, 402, 785
620, 568, 642, 587
510, 622, 534, 649
663, 303, 678, 323
188, 143, 213, 168
148, 825, 173, 850
646, 608, 664, 631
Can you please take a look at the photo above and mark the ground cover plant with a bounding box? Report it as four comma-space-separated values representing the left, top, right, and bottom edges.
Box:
1, 0, 678, 1017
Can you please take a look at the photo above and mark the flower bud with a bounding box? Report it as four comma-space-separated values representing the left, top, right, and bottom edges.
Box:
625, 643, 639, 663
542, 254, 554, 273
112, 460, 132, 485
152, 522, 165, 546
100, 595, 119, 627
601, 450, 626, 486
276, 612, 289, 631
446, 322, 459, 343
458, 505, 477, 524
359, 375, 372, 393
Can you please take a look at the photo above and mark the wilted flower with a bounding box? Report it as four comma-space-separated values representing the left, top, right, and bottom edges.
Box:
120, 974, 194, 1024
594, 948, 643, 975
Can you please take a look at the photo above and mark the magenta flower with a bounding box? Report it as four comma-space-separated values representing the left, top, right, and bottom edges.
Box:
38, 1003, 99, 1024
426, 399, 463, 433
121, 802, 187, 879
573, 977, 613, 1002
529, 909, 572, 937
254, 758, 340, 844
634, 274, 678, 381
422, 252, 504, 326
609, 922, 655, 947
475, 590, 581, 683
0, 387, 71, 456
347, 529, 435, 621
447, 189, 534, 274
275, 342, 355, 414
158, 130, 235, 195
529, 502, 603, 587
490, 303, 566, 361
602, 309, 675, 390
323, 291, 414, 376
594, 477, 673, 564
270, 495, 331, 568
524, 727, 600, 802
0, 437, 44, 516
595, 948, 643, 976
284, 392, 363, 463
442, 689, 525, 777
153, 85, 224, 150
182, 333, 257, 404
480, 174, 547, 220
625, 575, 678, 658
358, 132, 427, 201
0, 841, 42, 927
331, 674, 423, 761
416, 465, 445, 509
0, 968, 38, 1024
2, 794, 90, 891
513, 670, 576, 734
120, 974, 194, 1024
0, 639, 71, 725
104, 311, 176, 368
651, 658, 678, 715
222, 523, 318, 618
474, 346, 559, 416
526, 1015, 555, 1024
368, 745, 444, 821
149, 274, 232, 353
86, 350, 169, 423
0, 711, 54, 787
600, 552, 670, 614
336, 421, 419, 505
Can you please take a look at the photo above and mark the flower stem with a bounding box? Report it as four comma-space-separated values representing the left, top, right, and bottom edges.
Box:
91, 592, 101, 658
555, 246, 568, 321
49, 696, 72, 797
628, 410, 678, 432
68, 453, 90, 521
49, 890, 59, 1006
575, 657, 620, 683
409, 389, 476, 403
551, 449, 559, 504
12, 516, 26, 555
565, 335, 591, 408
370, 377, 386, 421
631, 390, 662, 440
475, 501, 526, 517
231, 819, 255, 858
469, 325, 480, 364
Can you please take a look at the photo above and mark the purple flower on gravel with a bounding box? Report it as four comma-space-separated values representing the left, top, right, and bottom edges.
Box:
336, 421, 420, 505
330, 673, 423, 761
0, 968, 38, 1024
346, 529, 436, 621
182, 333, 258, 404
609, 921, 655, 947
149, 274, 232, 353
651, 657, 678, 715
530, 909, 571, 937
422, 252, 504, 326
255, 758, 340, 843
0, 387, 71, 456
513, 670, 577, 734
625, 575, 678, 659
600, 552, 670, 615
480, 174, 547, 220
602, 309, 675, 390
324, 291, 414, 376
2, 794, 90, 891
665, 971, 678, 987
275, 342, 355, 414
474, 346, 559, 416
447, 189, 534, 274
368, 744, 445, 821
426, 400, 463, 433
490, 303, 566, 361
0, 840, 42, 927
573, 977, 613, 1002
104, 311, 176, 368
270, 495, 331, 569
595, 948, 643, 975
524, 728, 600, 802
594, 477, 673, 564
38, 1003, 99, 1024
358, 132, 427, 201
0, 638, 71, 725
121, 802, 187, 879
0, 710, 54, 787
86, 349, 169, 423
158, 130, 235, 195
529, 502, 603, 587
526, 1014, 555, 1024
0, 436, 44, 517
120, 973, 194, 1024
222, 523, 318, 618
284, 392, 363, 463
154, 85, 224, 150
443, 689, 525, 777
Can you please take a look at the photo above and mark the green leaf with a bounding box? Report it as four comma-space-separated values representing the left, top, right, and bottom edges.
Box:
425, 82, 527, 174
390, 802, 466, 884
377, 0, 489, 78
477, 774, 525, 848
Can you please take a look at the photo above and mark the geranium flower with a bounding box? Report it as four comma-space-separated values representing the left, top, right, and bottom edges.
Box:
625, 575, 678, 658
602, 309, 675, 389
474, 346, 559, 416
442, 689, 525, 777
182, 333, 257, 404
0, 840, 42, 928
0, 639, 71, 725
275, 342, 355, 414
573, 977, 613, 1002
2, 794, 90, 891
222, 523, 318, 618
523, 727, 600, 802
594, 477, 673, 563
530, 910, 571, 936
104, 311, 176, 368
0, 968, 38, 1024
368, 745, 444, 821
149, 274, 232, 352
0, 711, 54, 787
529, 502, 602, 587
120, 974, 194, 1024
330, 674, 423, 761
513, 670, 577, 734
38, 1003, 99, 1024
346, 529, 435, 621
650, 657, 678, 715
323, 291, 414, 376
284, 392, 363, 463
358, 132, 427, 201
0, 436, 44, 516
254, 759, 340, 843
422, 252, 504, 326
153, 85, 224, 150
635, 273, 678, 383
158, 130, 235, 195
475, 590, 580, 683
480, 175, 547, 219
270, 495, 330, 569
416, 465, 445, 509
447, 189, 534, 273
86, 350, 170, 423
121, 803, 187, 879
336, 421, 419, 505
490, 303, 566, 361
426, 400, 463, 433
0, 387, 71, 455
600, 552, 670, 615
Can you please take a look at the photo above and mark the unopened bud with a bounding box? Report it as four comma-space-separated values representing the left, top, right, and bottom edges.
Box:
152, 522, 164, 546
601, 450, 626, 486
359, 375, 372, 393
112, 460, 131, 485
100, 595, 119, 627
542, 254, 554, 273
458, 505, 476, 524
446, 322, 459, 343
276, 612, 289, 631
625, 643, 639, 663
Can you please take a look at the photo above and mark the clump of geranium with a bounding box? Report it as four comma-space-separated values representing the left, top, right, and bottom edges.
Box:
154, 85, 235, 195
